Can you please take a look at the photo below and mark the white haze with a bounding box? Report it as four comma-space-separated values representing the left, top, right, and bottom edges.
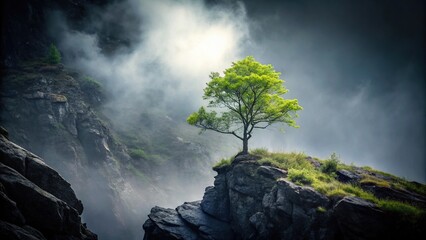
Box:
54, 0, 425, 183
52, 1, 247, 239
58, 0, 248, 114
47, 0, 424, 238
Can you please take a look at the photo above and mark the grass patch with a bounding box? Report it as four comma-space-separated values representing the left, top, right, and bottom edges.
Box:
288, 168, 315, 185
377, 200, 425, 219
360, 175, 391, 188
257, 151, 312, 171
251, 148, 269, 156
257, 150, 426, 225
317, 206, 326, 213
213, 157, 232, 169
396, 181, 426, 196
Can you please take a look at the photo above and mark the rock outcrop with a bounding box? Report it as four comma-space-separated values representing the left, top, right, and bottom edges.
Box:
143, 156, 426, 240
0, 131, 96, 240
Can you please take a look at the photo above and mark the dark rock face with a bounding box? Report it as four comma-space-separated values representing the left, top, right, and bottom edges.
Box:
361, 184, 426, 207
143, 202, 233, 240
336, 169, 361, 183
0, 134, 96, 240
144, 155, 426, 240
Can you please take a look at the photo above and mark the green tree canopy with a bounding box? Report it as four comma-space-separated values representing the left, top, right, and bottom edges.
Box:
187, 56, 302, 155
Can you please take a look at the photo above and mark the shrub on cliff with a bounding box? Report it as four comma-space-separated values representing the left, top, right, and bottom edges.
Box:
47, 43, 61, 64
320, 153, 339, 174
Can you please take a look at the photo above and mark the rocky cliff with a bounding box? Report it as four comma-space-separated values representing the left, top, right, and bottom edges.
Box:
143, 154, 426, 240
0, 129, 97, 240
1, 1, 226, 238
0, 55, 220, 239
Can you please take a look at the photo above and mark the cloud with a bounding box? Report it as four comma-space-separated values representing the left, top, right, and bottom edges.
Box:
56, 0, 249, 115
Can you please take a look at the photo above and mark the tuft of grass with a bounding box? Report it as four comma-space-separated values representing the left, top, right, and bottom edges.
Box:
396, 181, 426, 196
213, 157, 232, 169
288, 168, 315, 185
360, 174, 391, 188
250, 148, 269, 156
258, 152, 311, 171
377, 200, 425, 218
128, 148, 147, 159
317, 206, 327, 213
360, 166, 426, 196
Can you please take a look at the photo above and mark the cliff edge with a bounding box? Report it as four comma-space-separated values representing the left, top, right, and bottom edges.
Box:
143, 153, 426, 240
0, 129, 97, 240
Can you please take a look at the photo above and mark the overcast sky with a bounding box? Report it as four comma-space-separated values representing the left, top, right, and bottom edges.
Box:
239, 0, 425, 182
58, 0, 425, 182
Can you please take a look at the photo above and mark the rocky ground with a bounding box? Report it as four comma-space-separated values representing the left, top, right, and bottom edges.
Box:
0, 129, 97, 240
143, 154, 426, 240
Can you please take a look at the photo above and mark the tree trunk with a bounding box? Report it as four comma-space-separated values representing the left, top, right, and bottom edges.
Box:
242, 126, 248, 155
242, 138, 248, 155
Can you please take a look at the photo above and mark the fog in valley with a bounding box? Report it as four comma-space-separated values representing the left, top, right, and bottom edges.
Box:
44, 0, 424, 238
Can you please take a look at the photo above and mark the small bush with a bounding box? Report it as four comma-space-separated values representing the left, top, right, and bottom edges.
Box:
288, 168, 315, 185
128, 148, 147, 159
321, 153, 339, 174
47, 43, 61, 64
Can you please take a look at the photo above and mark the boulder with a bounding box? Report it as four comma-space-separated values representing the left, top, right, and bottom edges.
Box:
0, 163, 81, 236
177, 201, 233, 240
143, 206, 198, 240
305, 156, 321, 169
334, 197, 386, 240
0, 134, 97, 240
361, 184, 426, 207
0, 135, 83, 214
257, 166, 287, 179
336, 169, 361, 183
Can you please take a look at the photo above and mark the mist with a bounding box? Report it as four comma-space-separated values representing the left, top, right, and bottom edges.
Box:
52, 0, 424, 181
242, 0, 425, 183
46, 0, 424, 238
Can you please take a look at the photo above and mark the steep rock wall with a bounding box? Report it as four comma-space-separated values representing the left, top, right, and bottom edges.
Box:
0, 131, 97, 240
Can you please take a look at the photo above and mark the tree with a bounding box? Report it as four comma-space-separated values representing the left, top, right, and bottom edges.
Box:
47, 43, 61, 64
187, 56, 303, 155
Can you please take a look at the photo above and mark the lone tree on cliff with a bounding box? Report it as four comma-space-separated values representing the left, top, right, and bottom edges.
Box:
187, 56, 303, 155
